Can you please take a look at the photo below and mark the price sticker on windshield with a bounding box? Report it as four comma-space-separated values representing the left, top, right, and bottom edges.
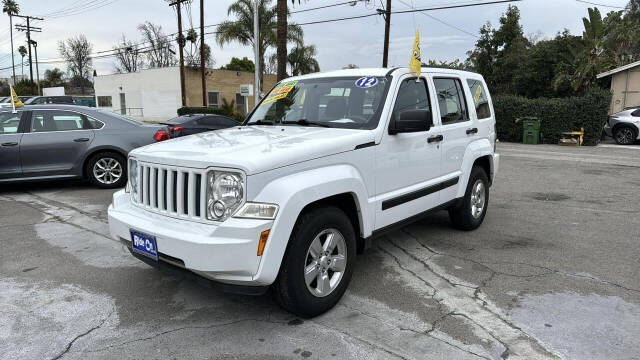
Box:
355, 76, 378, 88
261, 80, 298, 105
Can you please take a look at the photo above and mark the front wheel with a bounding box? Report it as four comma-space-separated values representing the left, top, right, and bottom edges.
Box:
449, 166, 490, 230
273, 206, 356, 318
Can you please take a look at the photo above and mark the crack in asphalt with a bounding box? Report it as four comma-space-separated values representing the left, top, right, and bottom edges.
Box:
402, 228, 640, 294
50, 310, 115, 360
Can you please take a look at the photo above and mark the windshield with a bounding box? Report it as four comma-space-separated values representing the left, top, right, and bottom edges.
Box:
245, 76, 390, 129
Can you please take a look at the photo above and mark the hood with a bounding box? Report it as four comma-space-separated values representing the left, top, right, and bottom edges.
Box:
130, 125, 374, 175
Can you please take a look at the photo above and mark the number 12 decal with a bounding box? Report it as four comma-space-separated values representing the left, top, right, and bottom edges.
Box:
355, 76, 378, 88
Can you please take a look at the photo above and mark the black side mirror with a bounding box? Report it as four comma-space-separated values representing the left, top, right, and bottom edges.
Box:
389, 109, 432, 135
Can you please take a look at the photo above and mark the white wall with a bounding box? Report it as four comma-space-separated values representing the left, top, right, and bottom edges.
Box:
93, 67, 181, 123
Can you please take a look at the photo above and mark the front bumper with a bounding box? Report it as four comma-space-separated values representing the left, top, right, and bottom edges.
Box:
108, 190, 273, 286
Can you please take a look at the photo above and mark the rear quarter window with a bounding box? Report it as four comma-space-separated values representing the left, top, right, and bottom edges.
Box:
467, 79, 491, 119
632, 109, 640, 117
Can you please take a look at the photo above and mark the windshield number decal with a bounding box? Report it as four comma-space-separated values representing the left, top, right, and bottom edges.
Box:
355, 76, 378, 88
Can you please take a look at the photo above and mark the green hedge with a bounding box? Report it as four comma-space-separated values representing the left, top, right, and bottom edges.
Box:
493, 88, 611, 146
177, 107, 245, 122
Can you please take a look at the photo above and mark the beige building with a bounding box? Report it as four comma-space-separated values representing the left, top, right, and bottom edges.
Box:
597, 60, 640, 114
94, 66, 277, 122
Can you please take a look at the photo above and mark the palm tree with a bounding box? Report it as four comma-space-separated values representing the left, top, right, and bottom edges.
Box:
18, 45, 27, 77
2, 0, 19, 82
277, 0, 305, 81
287, 44, 320, 76
216, 0, 303, 91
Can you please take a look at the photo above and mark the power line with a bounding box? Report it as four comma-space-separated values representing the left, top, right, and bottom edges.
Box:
290, 0, 367, 14
575, 0, 628, 8
396, 0, 480, 38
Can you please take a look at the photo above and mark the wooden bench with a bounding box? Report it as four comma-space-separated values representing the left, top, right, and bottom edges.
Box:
559, 127, 584, 146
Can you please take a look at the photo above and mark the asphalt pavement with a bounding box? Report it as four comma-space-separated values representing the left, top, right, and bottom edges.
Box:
1, 142, 639, 360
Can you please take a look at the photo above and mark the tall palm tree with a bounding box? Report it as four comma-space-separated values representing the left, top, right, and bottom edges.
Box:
277, 0, 304, 81
18, 45, 27, 77
2, 0, 19, 82
216, 0, 303, 91
287, 44, 320, 76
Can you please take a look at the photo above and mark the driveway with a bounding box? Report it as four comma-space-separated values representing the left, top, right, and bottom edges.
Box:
1, 142, 639, 360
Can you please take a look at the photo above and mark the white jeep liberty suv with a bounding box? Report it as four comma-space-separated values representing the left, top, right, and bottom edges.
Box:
108, 67, 499, 317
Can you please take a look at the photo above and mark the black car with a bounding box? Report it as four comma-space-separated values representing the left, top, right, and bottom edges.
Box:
162, 113, 239, 137
23, 96, 75, 105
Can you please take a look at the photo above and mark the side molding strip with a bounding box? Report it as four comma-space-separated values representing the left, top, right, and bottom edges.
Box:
381, 177, 459, 211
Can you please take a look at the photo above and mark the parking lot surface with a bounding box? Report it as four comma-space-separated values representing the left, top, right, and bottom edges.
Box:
1, 142, 639, 360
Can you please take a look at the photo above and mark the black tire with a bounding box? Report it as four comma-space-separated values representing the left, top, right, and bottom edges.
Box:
613, 126, 637, 145
449, 166, 490, 231
273, 206, 356, 318
86, 152, 127, 189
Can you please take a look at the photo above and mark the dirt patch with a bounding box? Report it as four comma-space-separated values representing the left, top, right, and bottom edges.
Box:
529, 192, 571, 202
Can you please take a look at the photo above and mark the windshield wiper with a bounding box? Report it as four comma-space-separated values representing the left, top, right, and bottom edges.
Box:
249, 120, 274, 125
281, 119, 331, 128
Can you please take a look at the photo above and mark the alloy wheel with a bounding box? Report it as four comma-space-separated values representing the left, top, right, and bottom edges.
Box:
470, 179, 486, 219
304, 228, 347, 297
93, 157, 123, 185
616, 128, 634, 145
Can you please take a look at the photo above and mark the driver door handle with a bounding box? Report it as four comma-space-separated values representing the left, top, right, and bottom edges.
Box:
1, 142, 18, 146
74, 138, 90, 142
427, 135, 443, 143
466, 127, 478, 135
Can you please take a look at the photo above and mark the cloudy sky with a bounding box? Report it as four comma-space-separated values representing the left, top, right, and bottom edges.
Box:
0, 0, 630, 79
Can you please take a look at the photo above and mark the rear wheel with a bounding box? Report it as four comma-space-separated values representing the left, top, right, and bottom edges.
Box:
449, 166, 489, 230
274, 206, 356, 318
86, 152, 127, 189
614, 126, 636, 145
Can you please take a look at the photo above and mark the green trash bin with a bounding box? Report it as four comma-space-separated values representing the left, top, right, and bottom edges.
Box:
520, 117, 541, 144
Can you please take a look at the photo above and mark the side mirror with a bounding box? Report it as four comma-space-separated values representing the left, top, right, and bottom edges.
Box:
389, 109, 432, 135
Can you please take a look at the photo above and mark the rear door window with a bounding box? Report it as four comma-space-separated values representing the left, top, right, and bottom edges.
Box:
31, 110, 85, 132
467, 79, 491, 119
434, 78, 469, 125
0, 111, 22, 134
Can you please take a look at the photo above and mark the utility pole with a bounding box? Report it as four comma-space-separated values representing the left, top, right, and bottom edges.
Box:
14, 15, 43, 95
169, 0, 187, 107
382, 0, 391, 67
30, 40, 40, 95
200, 0, 206, 106
253, 0, 260, 108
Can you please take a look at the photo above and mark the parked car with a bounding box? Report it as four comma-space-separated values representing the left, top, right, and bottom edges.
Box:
108, 67, 499, 317
23, 95, 75, 105
604, 107, 640, 145
161, 114, 239, 137
0, 105, 171, 188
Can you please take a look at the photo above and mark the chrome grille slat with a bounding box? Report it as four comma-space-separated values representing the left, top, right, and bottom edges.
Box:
133, 163, 207, 221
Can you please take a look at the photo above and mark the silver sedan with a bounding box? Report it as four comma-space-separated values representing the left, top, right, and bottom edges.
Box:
0, 105, 170, 188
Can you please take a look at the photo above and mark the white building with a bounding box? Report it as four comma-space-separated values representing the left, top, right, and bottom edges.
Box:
93, 67, 182, 123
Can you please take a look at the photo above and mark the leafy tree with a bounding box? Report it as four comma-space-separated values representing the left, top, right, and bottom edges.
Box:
58, 35, 93, 94
138, 22, 176, 68
287, 44, 320, 76
41, 68, 65, 88
466, 23, 497, 87
220, 57, 255, 72
14, 79, 35, 96
491, 6, 530, 94
216, 0, 303, 91
423, 59, 469, 70
114, 35, 144, 73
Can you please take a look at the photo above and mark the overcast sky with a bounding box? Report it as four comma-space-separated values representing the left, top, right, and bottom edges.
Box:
0, 0, 631, 79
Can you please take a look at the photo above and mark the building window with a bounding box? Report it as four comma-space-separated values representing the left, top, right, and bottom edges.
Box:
208, 91, 220, 108
97, 96, 112, 107
236, 93, 246, 115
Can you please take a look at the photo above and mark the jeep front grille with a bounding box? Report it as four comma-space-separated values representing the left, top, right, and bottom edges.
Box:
133, 163, 206, 221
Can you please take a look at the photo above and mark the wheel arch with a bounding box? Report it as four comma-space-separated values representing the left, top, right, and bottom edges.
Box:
249, 164, 372, 285
612, 122, 639, 139
456, 138, 496, 198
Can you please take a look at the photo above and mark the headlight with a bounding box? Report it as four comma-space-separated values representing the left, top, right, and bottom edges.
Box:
206, 171, 244, 221
128, 158, 138, 198
234, 202, 279, 219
